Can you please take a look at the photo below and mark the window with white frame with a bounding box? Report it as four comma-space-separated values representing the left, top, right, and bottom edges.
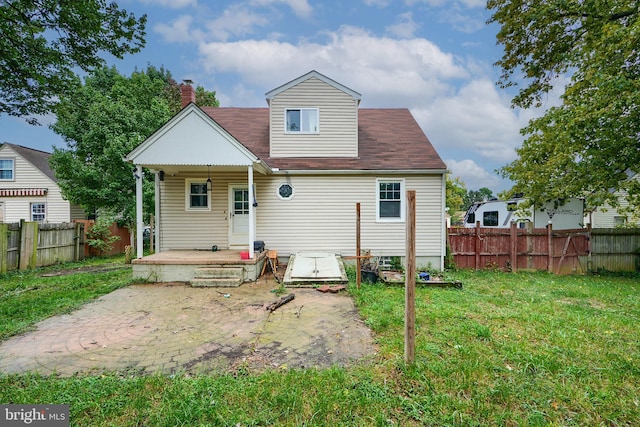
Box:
0, 158, 14, 180
185, 180, 210, 210
377, 179, 405, 221
31, 203, 46, 222
285, 108, 319, 133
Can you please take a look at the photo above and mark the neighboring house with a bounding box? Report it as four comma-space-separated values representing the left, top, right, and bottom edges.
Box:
126, 71, 447, 268
0, 142, 85, 223
586, 173, 640, 228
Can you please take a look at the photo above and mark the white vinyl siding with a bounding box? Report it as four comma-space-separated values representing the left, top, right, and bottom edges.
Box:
0, 145, 73, 223
157, 171, 444, 261
269, 77, 358, 158
159, 172, 249, 250
254, 174, 444, 260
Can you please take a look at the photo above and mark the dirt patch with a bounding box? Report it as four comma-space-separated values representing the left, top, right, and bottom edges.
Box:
39, 264, 131, 277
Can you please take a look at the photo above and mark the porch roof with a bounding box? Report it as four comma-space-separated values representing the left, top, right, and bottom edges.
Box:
125, 105, 260, 169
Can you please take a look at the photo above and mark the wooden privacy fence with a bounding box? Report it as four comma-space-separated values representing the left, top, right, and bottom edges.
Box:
0, 221, 85, 273
73, 219, 131, 257
0, 220, 131, 273
448, 222, 588, 274
587, 228, 640, 272
448, 223, 640, 274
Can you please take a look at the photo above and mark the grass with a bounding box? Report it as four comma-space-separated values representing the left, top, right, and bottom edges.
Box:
0, 256, 134, 340
1, 260, 640, 426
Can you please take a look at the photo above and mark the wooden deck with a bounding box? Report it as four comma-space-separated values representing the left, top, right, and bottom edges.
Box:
132, 250, 265, 265
131, 250, 267, 283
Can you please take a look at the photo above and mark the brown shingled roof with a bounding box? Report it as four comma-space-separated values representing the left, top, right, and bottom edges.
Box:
202, 107, 446, 172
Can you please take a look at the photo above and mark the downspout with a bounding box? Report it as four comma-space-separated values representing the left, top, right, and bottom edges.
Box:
134, 165, 144, 259
248, 165, 255, 259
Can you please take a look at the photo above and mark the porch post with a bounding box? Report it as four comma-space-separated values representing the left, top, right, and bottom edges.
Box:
248, 165, 255, 259
154, 171, 161, 253
135, 165, 144, 259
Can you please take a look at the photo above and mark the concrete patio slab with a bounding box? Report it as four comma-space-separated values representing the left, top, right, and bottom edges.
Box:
0, 281, 377, 376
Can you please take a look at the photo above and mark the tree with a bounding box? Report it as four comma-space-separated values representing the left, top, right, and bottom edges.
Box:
49, 66, 219, 231
488, 1, 640, 214
446, 175, 467, 220
463, 187, 494, 210
0, 0, 146, 123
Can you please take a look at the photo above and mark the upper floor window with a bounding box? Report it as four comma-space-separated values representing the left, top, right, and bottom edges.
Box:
0, 158, 14, 180
377, 179, 405, 222
285, 108, 319, 133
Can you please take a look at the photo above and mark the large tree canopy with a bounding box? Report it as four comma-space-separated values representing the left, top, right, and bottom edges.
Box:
489, 1, 640, 213
0, 0, 146, 122
49, 66, 219, 227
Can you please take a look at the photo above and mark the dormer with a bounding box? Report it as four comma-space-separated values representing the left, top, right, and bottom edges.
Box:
265, 71, 361, 158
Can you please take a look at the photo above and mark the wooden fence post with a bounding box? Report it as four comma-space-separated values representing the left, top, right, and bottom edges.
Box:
0, 223, 8, 274
547, 223, 553, 273
510, 222, 517, 272
475, 221, 481, 270
74, 222, 84, 261
19, 220, 38, 270
356, 203, 361, 289
405, 190, 416, 366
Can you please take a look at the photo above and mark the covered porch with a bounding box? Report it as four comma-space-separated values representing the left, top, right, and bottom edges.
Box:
132, 249, 269, 285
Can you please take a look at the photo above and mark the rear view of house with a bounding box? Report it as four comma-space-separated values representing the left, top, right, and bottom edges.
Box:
126, 71, 447, 282
0, 143, 84, 223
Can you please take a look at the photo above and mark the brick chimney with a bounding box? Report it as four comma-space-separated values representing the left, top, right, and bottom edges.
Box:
181, 80, 196, 108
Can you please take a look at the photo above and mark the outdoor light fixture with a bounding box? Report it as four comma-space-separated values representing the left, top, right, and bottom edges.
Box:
132, 166, 140, 179
206, 165, 212, 191
159, 170, 165, 181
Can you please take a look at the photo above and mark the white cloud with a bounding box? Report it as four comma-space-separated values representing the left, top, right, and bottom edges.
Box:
445, 159, 505, 192
198, 26, 468, 102
138, 0, 197, 8
421, 79, 523, 163
205, 5, 270, 41
250, 0, 313, 18
154, 15, 196, 43
386, 12, 419, 38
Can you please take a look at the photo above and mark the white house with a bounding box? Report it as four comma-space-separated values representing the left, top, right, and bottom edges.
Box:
126, 71, 447, 282
585, 173, 640, 228
0, 143, 84, 223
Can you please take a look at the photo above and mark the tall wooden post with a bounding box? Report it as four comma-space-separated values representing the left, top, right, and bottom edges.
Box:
475, 221, 481, 270
547, 223, 553, 272
405, 190, 416, 365
356, 203, 361, 289
510, 222, 517, 272
0, 223, 8, 273
19, 220, 38, 270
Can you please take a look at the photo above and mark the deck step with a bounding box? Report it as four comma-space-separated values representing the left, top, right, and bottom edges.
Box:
191, 277, 243, 287
190, 267, 243, 287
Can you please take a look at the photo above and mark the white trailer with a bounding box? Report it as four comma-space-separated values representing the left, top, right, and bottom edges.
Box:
463, 197, 585, 230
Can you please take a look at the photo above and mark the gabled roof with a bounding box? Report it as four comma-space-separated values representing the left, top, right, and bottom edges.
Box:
125, 104, 259, 168
0, 142, 56, 181
203, 107, 446, 172
265, 70, 362, 103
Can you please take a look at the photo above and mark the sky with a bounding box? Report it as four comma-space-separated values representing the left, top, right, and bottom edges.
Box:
0, 0, 562, 194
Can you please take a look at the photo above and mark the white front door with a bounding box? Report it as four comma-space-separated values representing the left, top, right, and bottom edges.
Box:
229, 186, 249, 248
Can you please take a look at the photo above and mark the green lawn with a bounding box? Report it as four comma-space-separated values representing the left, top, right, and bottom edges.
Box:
1, 260, 639, 426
